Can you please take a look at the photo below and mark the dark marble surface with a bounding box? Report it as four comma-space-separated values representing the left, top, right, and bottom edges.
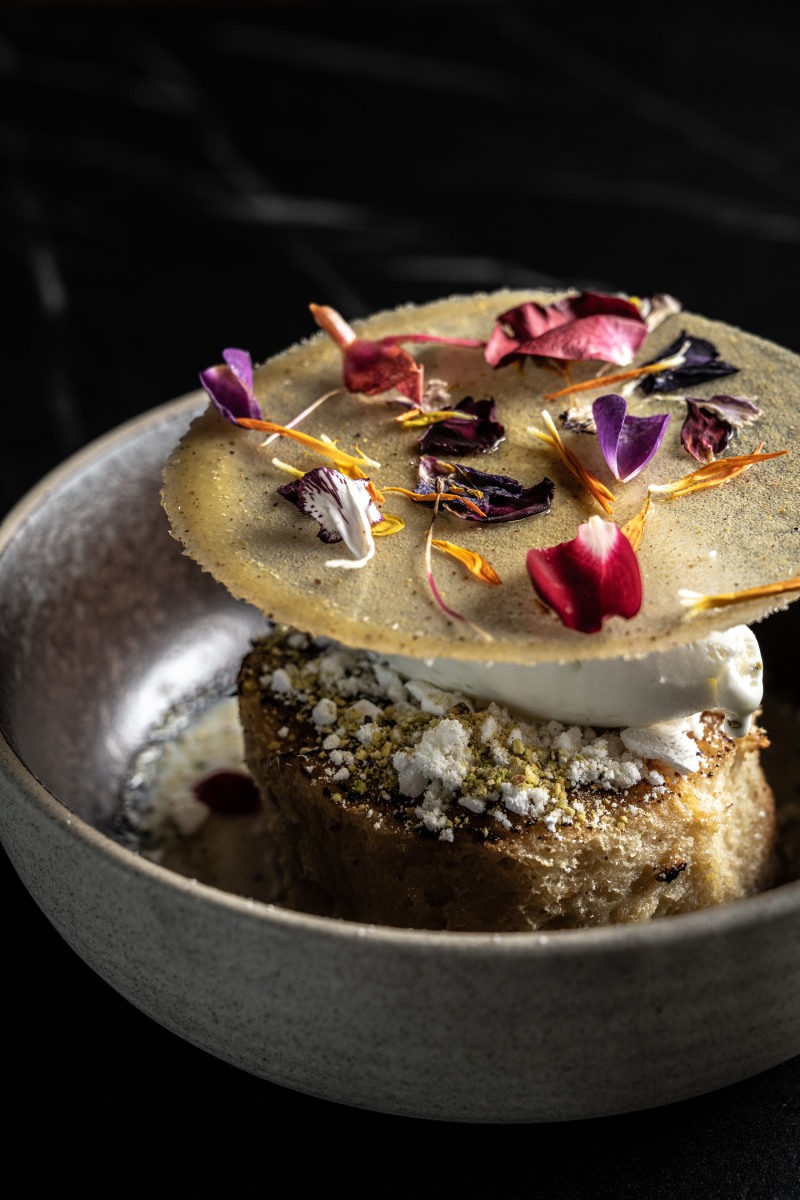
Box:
1, 4, 799, 1193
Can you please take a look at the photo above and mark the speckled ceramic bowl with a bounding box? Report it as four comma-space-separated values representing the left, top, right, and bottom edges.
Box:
1, 396, 799, 1123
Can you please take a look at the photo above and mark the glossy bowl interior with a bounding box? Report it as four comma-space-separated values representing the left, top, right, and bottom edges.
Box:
1, 395, 799, 1123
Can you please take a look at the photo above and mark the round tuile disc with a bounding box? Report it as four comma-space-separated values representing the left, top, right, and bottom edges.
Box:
161, 289, 800, 665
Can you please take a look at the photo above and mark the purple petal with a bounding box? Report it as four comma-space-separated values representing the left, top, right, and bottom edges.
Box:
693, 394, 762, 427
681, 401, 733, 464
593, 394, 671, 482
199, 348, 262, 423
223, 347, 254, 393
638, 332, 738, 395
415, 457, 553, 523
418, 397, 505, 456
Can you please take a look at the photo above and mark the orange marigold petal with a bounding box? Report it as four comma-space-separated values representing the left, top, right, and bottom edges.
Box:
431, 539, 502, 585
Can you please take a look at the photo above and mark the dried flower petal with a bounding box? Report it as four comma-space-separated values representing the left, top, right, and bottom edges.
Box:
593, 394, 671, 482
423, 494, 494, 641
526, 516, 642, 633
235, 417, 382, 499
382, 485, 487, 519
416, 456, 554, 523
431, 539, 502, 585
530, 410, 616, 514
639, 293, 683, 331
372, 513, 405, 536
679, 578, 800, 615
199, 348, 262, 423
418, 396, 505, 456
310, 303, 482, 408
649, 446, 788, 499
394, 408, 480, 428
681, 401, 733, 464
637, 332, 738, 395
277, 466, 382, 569
692, 394, 762, 427
543, 356, 680, 402
485, 291, 649, 369
621, 493, 653, 552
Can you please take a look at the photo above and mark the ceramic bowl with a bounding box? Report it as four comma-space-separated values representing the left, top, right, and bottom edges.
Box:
1, 395, 799, 1124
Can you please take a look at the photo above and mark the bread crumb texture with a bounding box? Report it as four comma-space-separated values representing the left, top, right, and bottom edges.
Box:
238, 627, 777, 931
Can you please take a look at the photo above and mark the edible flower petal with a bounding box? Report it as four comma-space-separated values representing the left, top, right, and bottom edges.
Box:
416, 456, 554, 523
679, 577, 800, 615
691, 394, 762, 427
417, 397, 505, 456
277, 466, 382, 569
423, 488, 493, 641
636, 332, 738, 395
235, 417, 382, 499
680, 394, 762, 463
431, 539, 502, 585
680, 400, 733, 463
485, 291, 649, 369
530, 410, 616, 513
199, 348, 262, 423
621, 493, 653, 552
526, 516, 643, 633
648, 445, 788, 499
310, 303, 482, 408
593, 394, 671, 482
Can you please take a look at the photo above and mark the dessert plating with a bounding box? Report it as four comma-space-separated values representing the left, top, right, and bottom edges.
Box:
160, 288, 800, 929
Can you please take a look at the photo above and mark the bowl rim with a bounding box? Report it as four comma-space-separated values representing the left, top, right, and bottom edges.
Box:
2, 394, 799, 955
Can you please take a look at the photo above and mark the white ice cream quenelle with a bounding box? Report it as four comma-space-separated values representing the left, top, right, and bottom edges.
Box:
377, 624, 763, 741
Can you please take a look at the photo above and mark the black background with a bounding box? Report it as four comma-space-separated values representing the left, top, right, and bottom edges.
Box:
2, 4, 799, 1195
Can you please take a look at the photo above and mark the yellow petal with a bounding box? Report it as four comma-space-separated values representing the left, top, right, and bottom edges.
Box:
431, 539, 502, 585
679, 577, 800, 615
542, 357, 679, 402
530, 410, 616, 514
394, 409, 480, 427
372, 514, 405, 536
649, 446, 788, 499
621, 493, 652, 551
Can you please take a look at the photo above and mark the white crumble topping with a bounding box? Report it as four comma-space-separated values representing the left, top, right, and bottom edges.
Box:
311, 697, 338, 727
269, 667, 294, 695
255, 632, 720, 841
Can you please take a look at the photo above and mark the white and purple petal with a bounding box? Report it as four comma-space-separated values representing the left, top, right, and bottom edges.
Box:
593, 394, 670, 482
278, 466, 382, 569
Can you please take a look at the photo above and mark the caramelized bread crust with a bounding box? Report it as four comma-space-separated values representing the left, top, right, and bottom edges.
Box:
237, 630, 777, 932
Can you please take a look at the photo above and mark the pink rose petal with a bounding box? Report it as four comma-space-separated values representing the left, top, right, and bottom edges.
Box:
526, 516, 642, 633
485, 291, 649, 368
